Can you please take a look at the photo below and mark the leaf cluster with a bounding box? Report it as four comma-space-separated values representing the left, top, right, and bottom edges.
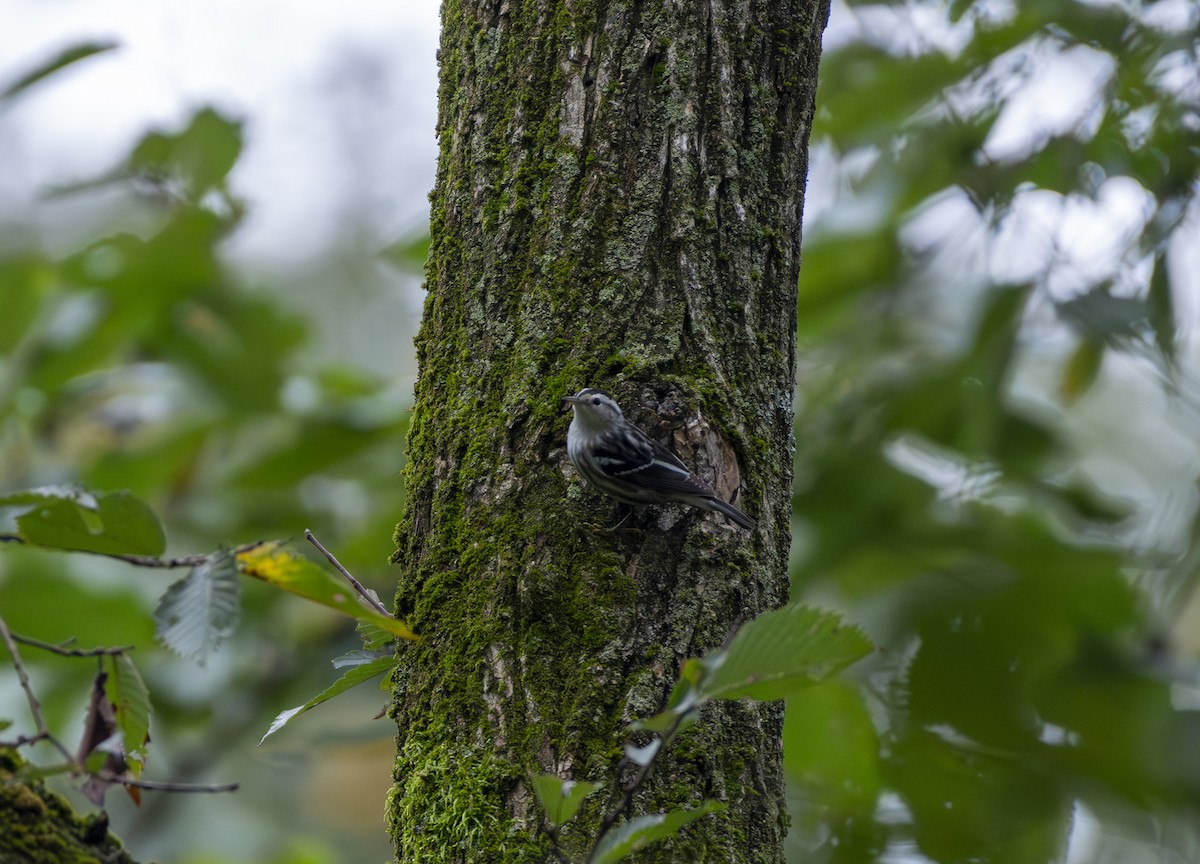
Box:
533, 605, 872, 862
789, 1, 1200, 861
0, 42, 416, 849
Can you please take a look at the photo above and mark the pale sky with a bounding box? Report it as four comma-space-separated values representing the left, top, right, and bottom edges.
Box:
0, 1, 441, 264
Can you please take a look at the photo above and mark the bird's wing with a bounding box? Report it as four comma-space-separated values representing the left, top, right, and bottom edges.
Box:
594, 426, 715, 496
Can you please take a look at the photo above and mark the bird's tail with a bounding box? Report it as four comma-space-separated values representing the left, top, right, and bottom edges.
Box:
704, 496, 754, 530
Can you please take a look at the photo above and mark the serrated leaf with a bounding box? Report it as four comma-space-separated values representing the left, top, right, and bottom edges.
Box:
259, 654, 397, 744
10, 488, 165, 556
590, 801, 725, 864
106, 654, 150, 773
237, 542, 417, 640
0, 41, 117, 102
154, 548, 241, 662
531, 774, 600, 827
700, 604, 873, 702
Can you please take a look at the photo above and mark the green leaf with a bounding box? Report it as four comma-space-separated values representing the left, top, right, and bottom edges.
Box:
259, 654, 397, 744
531, 774, 600, 827
590, 801, 725, 864
357, 618, 394, 652
0, 256, 52, 355
105, 654, 150, 774
1147, 251, 1176, 365
6, 488, 166, 556
378, 230, 431, 273
237, 542, 418, 640
0, 41, 117, 102
131, 106, 243, 195
785, 680, 881, 817
1056, 289, 1149, 340
631, 658, 705, 733
1060, 338, 1104, 404
700, 604, 873, 702
154, 549, 242, 662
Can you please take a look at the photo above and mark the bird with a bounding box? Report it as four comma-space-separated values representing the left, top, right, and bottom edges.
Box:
562, 387, 754, 529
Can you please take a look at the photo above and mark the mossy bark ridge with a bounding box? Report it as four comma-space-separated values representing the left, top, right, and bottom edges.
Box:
0, 748, 140, 864
391, 1, 828, 861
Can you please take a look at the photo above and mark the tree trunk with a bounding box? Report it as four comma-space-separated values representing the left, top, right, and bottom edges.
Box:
0, 748, 140, 864
390, 2, 828, 861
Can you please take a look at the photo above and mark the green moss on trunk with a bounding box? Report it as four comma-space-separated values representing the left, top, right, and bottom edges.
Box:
390, 1, 829, 861
0, 749, 140, 864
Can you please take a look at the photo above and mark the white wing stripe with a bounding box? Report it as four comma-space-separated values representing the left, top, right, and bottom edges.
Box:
615, 458, 691, 479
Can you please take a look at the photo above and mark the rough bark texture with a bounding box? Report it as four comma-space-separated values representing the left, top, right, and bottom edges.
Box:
0, 748, 140, 864
390, 1, 827, 861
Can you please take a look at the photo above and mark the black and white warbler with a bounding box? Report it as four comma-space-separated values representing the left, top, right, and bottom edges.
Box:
563, 388, 754, 529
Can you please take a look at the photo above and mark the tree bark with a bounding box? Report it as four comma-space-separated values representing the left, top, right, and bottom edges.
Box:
390, 1, 828, 861
0, 748, 140, 864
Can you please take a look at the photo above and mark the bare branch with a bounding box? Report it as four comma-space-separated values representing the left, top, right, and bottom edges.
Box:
305, 529, 393, 617
0, 614, 49, 736
0, 535, 266, 568
94, 771, 240, 794
12, 633, 133, 657
0, 615, 76, 763
586, 713, 690, 863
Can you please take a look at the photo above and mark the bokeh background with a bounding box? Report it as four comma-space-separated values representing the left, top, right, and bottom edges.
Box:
2, 1, 1199, 862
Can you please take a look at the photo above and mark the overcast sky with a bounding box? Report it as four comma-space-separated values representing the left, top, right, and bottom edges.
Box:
0, 1, 441, 264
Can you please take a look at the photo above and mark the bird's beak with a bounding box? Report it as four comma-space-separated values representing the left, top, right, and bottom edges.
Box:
562, 394, 579, 405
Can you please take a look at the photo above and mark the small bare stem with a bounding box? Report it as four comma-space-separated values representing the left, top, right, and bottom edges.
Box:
95, 771, 240, 794
585, 714, 689, 863
12, 634, 133, 657
305, 529, 392, 617
0, 614, 48, 736
0, 615, 76, 763
0, 535, 265, 569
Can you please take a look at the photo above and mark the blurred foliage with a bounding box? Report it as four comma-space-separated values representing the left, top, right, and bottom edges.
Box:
0, 44, 410, 863
789, 0, 1200, 862
4, 1, 1200, 862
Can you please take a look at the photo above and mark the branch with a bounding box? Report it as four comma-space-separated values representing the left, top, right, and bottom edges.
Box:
1, 615, 240, 797
0, 614, 49, 736
585, 712, 690, 862
0, 614, 76, 763
305, 529, 393, 617
0, 534, 265, 568
12, 634, 133, 657
542, 823, 573, 864
94, 771, 240, 794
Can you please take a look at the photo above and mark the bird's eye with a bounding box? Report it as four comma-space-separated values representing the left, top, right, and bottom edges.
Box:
592, 396, 602, 406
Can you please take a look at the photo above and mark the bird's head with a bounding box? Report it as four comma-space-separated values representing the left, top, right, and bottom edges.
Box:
563, 388, 624, 432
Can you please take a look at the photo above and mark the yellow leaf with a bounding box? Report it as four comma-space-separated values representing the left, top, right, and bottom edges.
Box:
237, 542, 417, 641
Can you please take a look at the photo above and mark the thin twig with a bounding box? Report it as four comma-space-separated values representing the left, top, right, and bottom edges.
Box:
0, 614, 48, 736
0, 614, 76, 763
543, 823, 573, 864
0, 535, 265, 569
12, 634, 133, 657
95, 771, 240, 794
305, 529, 392, 617
585, 714, 688, 863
